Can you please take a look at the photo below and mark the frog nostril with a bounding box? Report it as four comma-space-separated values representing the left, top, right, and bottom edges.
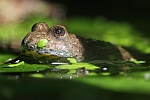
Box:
50, 25, 66, 38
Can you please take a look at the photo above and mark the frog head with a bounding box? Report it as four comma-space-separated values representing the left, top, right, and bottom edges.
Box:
21, 22, 84, 63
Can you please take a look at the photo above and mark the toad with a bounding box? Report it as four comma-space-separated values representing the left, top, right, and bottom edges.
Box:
7, 22, 134, 64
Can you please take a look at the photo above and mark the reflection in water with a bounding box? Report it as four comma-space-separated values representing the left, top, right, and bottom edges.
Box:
1, 60, 149, 80
144, 73, 150, 80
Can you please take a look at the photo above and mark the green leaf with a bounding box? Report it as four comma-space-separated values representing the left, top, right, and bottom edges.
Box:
67, 58, 77, 64
0, 63, 50, 73
130, 58, 146, 64
56, 62, 99, 70
7, 61, 25, 67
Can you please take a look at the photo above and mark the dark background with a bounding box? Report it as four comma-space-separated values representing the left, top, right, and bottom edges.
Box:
48, 0, 150, 37
48, 0, 150, 20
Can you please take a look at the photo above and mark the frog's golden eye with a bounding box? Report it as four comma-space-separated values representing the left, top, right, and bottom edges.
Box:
32, 22, 49, 32
50, 25, 66, 38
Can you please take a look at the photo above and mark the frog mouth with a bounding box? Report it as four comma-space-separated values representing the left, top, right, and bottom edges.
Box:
36, 48, 73, 58
23, 41, 73, 58
22, 50, 71, 64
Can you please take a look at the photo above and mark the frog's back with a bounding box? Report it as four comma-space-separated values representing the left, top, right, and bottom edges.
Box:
78, 36, 133, 61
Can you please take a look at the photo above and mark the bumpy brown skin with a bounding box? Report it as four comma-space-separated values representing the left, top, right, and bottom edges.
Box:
11, 22, 133, 64
21, 22, 84, 63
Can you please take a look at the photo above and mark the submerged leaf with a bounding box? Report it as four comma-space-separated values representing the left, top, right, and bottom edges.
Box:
30, 73, 44, 78
67, 58, 77, 64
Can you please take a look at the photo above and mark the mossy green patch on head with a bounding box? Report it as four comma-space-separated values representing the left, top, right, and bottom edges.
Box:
37, 39, 48, 48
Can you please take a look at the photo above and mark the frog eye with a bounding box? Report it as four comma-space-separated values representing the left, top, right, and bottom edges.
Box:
32, 22, 49, 32
50, 25, 66, 38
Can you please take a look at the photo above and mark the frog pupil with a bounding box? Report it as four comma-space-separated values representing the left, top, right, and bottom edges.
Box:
56, 29, 62, 34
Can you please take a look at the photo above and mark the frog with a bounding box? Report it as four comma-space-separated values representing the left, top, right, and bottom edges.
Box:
7, 22, 134, 64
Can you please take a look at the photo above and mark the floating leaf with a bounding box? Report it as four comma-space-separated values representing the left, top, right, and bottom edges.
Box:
8, 61, 25, 67
67, 58, 77, 64
0, 63, 50, 73
56, 62, 99, 70
130, 58, 146, 64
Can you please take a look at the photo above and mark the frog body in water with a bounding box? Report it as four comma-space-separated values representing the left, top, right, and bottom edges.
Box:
8, 22, 133, 64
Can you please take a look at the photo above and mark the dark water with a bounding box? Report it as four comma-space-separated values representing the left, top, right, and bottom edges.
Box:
0, 60, 149, 79
1, 59, 150, 100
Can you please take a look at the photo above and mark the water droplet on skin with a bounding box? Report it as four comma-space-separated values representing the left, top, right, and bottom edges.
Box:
59, 52, 64, 56
62, 46, 66, 49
